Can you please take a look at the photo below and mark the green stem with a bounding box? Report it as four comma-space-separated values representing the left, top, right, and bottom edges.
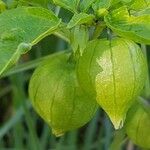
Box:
126, 140, 134, 150
138, 97, 150, 117
141, 44, 150, 99
22, 99, 40, 150
54, 31, 70, 43
92, 22, 106, 39
109, 129, 126, 150
0, 101, 31, 139
54, 22, 71, 43
2, 50, 68, 78
55, 6, 61, 16
10, 71, 40, 150
104, 115, 113, 150
83, 110, 100, 150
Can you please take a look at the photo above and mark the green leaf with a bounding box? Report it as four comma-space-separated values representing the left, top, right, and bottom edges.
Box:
111, 0, 131, 5
92, 0, 113, 17
105, 6, 150, 44
4, 0, 51, 9
0, 7, 60, 76
128, 0, 150, 11
93, 0, 120, 11
110, 0, 150, 10
80, 0, 97, 12
67, 13, 95, 29
53, 0, 80, 13
134, 7, 150, 15
92, 0, 111, 12
17, 0, 50, 7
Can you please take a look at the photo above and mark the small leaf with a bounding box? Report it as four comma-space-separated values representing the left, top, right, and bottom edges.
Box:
92, 0, 111, 17
92, 0, 111, 12
0, 7, 60, 76
105, 6, 150, 44
67, 13, 95, 29
53, 0, 80, 13
70, 25, 89, 55
80, 0, 97, 12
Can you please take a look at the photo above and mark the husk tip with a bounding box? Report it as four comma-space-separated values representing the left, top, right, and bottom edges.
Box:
52, 129, 65, 137
111, 118, 124, 130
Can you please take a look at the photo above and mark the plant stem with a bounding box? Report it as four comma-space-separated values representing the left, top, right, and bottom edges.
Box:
0, 101, 31, 139
138, 97, 150, 117
2, 50, 68, 78
55, 6, 60, 16
103, 114, 113, 150
83, 110, 100, 150
54, 31, 70, 43
109, 129, 126, 150
54, 6, 71, 43
127, 140, 134, 150
92, 22, 106, 39
22, 99, 40, 150
141, 44, 150, 99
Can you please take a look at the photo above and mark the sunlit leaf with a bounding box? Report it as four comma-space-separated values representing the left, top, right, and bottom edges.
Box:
0, 7, 60, 76
53, 0, 80, 13
67, 13, 95, 28
105, 6, 150, 44
80, 0, 97, 12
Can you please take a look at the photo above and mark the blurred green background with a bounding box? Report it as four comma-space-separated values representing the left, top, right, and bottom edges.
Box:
0, 0, 150, 150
